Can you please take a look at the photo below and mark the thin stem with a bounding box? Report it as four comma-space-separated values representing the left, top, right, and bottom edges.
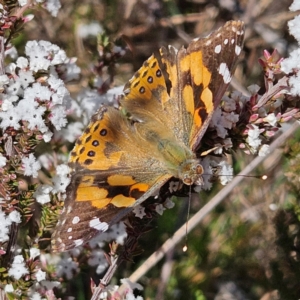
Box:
128, 122, 300, 283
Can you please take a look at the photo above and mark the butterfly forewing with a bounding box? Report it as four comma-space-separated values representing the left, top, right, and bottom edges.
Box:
188, 20, 244, 150
160, 21, 245, 150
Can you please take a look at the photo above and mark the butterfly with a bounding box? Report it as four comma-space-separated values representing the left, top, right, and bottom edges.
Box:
51, 20, 245, 252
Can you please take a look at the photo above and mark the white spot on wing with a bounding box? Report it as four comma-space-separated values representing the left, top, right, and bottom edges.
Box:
218, 63, 231, 84
67, 227, 72, 233
168, 45, 178, 54
68, 236, 72, 240
214, 44, 221, 53
224, 39, 228, 45
67, 206, 72, 214
205, 39, 212, 46
235, 45, 241, 55
231, 38, 235, 44
74, 239, 83, 247
89, 218, 109, 231
72, 216, 80, 224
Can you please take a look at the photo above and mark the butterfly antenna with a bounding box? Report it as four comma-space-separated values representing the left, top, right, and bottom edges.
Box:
183, 185, 192, 252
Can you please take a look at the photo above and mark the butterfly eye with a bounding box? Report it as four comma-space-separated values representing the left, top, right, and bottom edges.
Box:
195, 164, 204, 175
183, 176, 193, 185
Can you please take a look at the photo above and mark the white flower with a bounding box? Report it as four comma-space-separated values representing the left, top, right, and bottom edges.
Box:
163, 198, 175, 209
107, 222, 127, 245
258, 144, 270, 157
0, 210, 12, 242
52, 174, 70, 193
132, 205, 146, 219
247, 84, 260, 94
77, 22, 103, 38
16, 57, 29, 68
155, 204, 165, 215
40, 280, 60, 290
0, 74, 9, 87
51, 49, 67, 65
49, 105, 67, 130
43, 131, 53, 143
59, 121, 84, 143
288, 15, 300, 44
26, 41, 51, 72
281, 48, 300, 74
0, 106, 21, 130
168, 181, 180, 193
263, 113, 277, 126
290, 0, 300, 11
18, 70, 35, 88
8, 255, 29, 280
218, 161, 233, 185
120, 278, 143, 291
4, 284, 14, 293
269, 203, 278, 211
23, 82, 52, 102
35, 269, 46, 282
30, 292, 45, 300
219, 111, 239, 130
56, 164, 70, 177
0, 224, 10, 243
6, 79, 23, 96
288, 74, 300, 96
2, 100, 13, 112
88, 249, 109, 274
18, 0, 27, 6
0, 154, 7, 167
56, 253, 79, 279
222, 96, 236, 112
63, 59, 81, 82
34, 184, 53, 204
6, 62, 16, 74
8, 210, 21, 223
47, 75, 69, 104
198, 156, 213, 191
211, 107, 228, 138
22, 153, 41, 178
246, 125, 262, 150
30, 247, 40, 259
20, 103, 47, 132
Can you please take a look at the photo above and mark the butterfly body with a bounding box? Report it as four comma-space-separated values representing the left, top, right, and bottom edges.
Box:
52, 20, 245, 252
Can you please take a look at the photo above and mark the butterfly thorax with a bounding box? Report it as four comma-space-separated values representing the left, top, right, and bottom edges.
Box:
157, 139, 204, 185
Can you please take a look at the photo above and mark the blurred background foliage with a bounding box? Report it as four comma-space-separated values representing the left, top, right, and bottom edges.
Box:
16, 0, 300, 299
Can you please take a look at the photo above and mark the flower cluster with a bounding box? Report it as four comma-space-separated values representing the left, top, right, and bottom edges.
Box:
95, 278, 143, 300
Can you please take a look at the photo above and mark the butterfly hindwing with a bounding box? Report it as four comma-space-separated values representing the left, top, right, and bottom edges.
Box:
51, 106, 172, 252
122, 21, 244, 151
